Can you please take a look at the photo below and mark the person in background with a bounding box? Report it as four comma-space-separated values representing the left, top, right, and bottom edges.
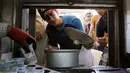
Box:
96, 9, 108, 66
38, 9, 84, 50
88, 11, 99, 42
0, 23, 36, 53
88, 9, 108, 50
83, 11, 93, 34
35, 9, 48, 41
88, 9, 108, 65
35, 9, 48, 65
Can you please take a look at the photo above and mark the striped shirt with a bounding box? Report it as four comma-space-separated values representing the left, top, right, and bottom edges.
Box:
0, 23, 8, 37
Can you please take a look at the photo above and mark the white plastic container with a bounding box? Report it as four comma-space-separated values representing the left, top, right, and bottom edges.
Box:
12, 58, 25, 65
16, 66, 27, 73
34, 67, 44, 73
26, 65, 36, 72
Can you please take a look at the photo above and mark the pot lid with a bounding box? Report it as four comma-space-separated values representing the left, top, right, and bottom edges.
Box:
64, 27, 94, 46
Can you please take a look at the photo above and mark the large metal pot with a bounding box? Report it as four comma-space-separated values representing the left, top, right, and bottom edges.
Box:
45, 49, 80, 68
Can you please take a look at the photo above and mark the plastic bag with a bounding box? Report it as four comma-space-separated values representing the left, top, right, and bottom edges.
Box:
79, 46, 94, 67
20, 44, 37, 65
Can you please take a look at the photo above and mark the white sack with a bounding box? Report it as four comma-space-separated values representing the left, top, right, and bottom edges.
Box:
79, 46, 94, 67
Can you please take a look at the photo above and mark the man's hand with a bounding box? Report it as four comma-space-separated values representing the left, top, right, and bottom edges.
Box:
83, 43, 94, 50
96, 38, 107, 51
48, 45, 57, 50
7, 26, 36, 53
36, 30, 43, 41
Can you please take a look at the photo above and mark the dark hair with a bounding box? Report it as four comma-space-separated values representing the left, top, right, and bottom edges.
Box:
38, 9, 52, 19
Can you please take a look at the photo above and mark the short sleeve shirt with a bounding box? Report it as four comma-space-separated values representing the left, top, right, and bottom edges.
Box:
46, 15, 84, 49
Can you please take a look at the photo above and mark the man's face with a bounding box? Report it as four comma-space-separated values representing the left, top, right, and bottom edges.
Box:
43, 9, 60, 26
84, 12, 92, 22
85, 12, 92, 18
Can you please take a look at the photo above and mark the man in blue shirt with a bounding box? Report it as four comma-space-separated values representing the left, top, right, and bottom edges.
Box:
38, 9, 84, 50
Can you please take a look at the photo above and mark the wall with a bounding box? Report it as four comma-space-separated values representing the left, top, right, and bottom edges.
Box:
0, 0, 13, 59
126, 0, 130, 53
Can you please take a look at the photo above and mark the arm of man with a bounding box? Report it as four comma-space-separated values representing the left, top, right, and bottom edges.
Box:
47, 37, 57, 50
0, 23, 36, 52
46, 26, 58, 50
88, 16, 96, 37
8, 24, 36, 52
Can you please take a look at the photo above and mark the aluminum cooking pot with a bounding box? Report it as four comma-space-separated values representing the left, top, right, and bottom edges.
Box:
45, 49, 80, 68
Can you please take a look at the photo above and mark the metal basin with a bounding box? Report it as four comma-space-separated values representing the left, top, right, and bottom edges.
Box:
45, 49, 80, 68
